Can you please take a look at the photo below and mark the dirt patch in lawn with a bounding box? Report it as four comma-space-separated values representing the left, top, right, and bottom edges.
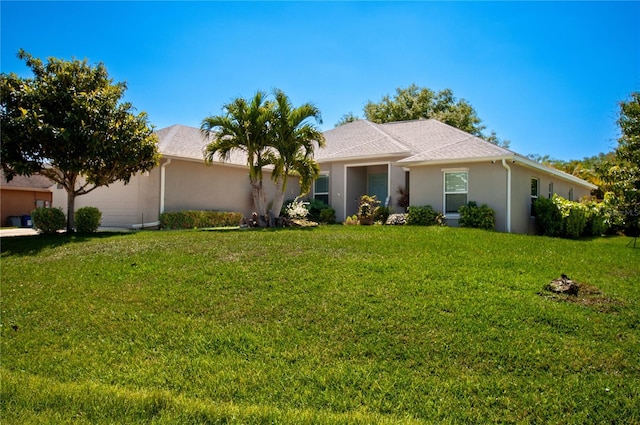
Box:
540, 275, 624, 313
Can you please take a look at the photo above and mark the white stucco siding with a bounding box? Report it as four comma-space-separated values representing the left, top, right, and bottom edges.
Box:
52, 172, 159, 228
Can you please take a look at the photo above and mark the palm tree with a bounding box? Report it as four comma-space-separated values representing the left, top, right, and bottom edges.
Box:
269, 89, 326, 218
201, 91, 272, 221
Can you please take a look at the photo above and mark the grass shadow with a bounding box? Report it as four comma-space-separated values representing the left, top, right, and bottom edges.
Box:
0, 231, 133, 257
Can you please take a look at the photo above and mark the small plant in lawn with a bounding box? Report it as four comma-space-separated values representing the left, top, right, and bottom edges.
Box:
343, 215, 359, 225
31, 207, 66, 234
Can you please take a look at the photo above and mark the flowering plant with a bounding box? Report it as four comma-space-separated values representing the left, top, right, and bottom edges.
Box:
285, 197, 310, 220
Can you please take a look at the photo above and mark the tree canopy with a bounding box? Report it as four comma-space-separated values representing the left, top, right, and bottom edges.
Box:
604, 92, 640, 237
337, 84, 509, 147
0, 50, 160, 231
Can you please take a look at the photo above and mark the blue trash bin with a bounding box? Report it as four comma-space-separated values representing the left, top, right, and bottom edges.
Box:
21, 215, 33, 228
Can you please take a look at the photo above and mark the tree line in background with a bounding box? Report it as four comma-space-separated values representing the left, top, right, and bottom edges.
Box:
1, 51, 637, 237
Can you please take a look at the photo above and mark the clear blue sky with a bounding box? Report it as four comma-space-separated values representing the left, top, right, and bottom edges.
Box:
2, 1, 639, 160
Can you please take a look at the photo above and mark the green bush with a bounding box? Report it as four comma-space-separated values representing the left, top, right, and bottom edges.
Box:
305, 199, 333, 223
458, 201, 496, 230
31, 207, 66, 234
534, 197, 563, 237
407, 205, 446, 226
553, 195, 588, 238
374, 205, 392, 224
75, 206, 102, 233
319, 208, 336, 224
160, 210, 243, 229
535, 195, 606, 239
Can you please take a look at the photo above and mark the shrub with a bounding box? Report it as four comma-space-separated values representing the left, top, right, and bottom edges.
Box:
407, 205, 446, 226
374, 205, 392, 224
343, 215, 359, 225
160, 211, 243, 229
553, 195, 588, 238
584, 200, 608, 236
458, 201, 496, 230
75, 206, 102, 233
305, 199, 332, 223
31, 207, 66, 234
534, 197, 563, 237
319, 208, 336, 224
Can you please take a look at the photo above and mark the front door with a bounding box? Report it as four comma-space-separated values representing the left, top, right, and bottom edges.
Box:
368, 173, 388, 205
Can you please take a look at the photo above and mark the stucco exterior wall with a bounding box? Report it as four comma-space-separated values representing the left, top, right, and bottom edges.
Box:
1, 188, 53, 226
409, 160, 594, 234
164, 159, 301, 219
409, 161, 511, 231
52, 170, 160, 228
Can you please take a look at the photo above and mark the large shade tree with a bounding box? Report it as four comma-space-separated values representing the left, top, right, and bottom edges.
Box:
201, 91, 273, 220
604, 92, 640, 238
1, 50, 160, 231
269, 89, 325, 219
362, 84, 510, 147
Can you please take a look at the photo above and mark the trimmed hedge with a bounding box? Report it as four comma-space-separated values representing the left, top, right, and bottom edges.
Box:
75, 206, 102, 233
31, 207, 66, 234
160, 210, 243, 229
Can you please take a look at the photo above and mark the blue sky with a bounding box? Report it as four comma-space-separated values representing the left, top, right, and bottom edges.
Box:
2, 1, 638, 160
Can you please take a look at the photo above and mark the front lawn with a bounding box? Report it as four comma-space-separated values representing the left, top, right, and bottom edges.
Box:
1, 226, 638, 424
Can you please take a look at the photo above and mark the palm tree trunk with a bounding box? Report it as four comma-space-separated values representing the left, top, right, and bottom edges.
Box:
271, 178, 286, 219
250, 179, 268, 225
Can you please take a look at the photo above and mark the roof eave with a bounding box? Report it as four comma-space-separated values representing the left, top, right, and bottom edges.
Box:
317, 151, 409, 164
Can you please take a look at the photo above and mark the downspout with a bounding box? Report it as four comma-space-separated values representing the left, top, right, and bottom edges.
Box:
501, 159, 512, 233
160, 158, 172, 214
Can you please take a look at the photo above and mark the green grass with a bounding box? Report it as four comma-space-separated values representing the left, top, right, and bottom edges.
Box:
1, 226, 639, 424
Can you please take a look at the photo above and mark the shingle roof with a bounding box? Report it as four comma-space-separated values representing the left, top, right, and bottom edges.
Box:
156, 124, 248, 166
315, 120, 411, 161
0, 170, 54, 190
316, 118, 513, 163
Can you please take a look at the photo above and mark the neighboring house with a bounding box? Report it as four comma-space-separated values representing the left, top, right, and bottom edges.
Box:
1, 171, 53, 226
52, 125, 301, 228
312, 119, 597, 234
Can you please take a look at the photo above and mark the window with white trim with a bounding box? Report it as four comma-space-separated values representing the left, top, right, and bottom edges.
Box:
314, 174, 329, 205
548, 182, 554, 199
444, 171, 468, 214
531, 178, 539, 217
568, 188, 574, 201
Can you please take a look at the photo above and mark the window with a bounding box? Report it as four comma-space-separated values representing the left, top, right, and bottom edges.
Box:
548, 182, 554, 199
568, 188, 574, 201
531, 178, 539, 217
314, 174, 329, 205
444, 171, 468, 214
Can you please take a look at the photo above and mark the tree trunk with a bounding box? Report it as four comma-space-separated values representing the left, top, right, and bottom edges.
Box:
271, 178, 286, 219
250, 179, 267, 225
66, 190, 76, 232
